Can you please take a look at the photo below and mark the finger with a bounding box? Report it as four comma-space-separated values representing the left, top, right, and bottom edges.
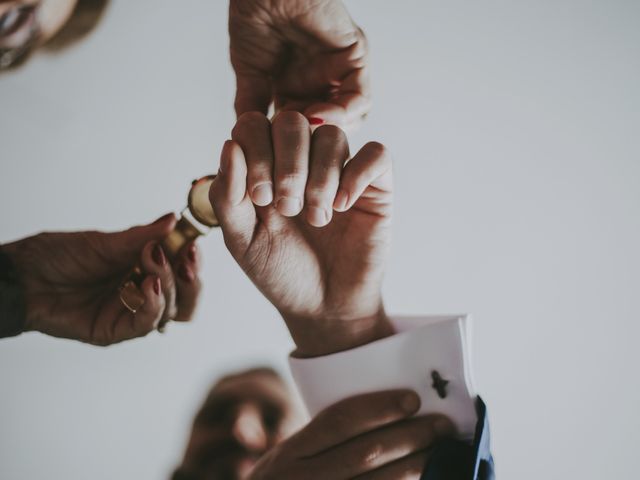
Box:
333, 142, 393, 213
353, 451, 430, 480
140, 241, 177, 326
234, 72, 272, 117
95, 274, 165, 345
305, 125, 349, 227
100, 213, 176, 268
210, 140, 256, 257
272, 111, 311, 217
124, 275, 165, 336
303, 68, 372, 132
232, 112, 275, 207
290, 390, 420, 457
231, 402, 269, 452
309, 415, 454, 479
171, 241, 202, 323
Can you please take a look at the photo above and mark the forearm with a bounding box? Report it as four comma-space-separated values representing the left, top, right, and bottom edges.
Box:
0, 243, 26, 338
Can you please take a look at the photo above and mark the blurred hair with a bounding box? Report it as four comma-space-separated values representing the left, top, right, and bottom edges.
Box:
1, 0, 109, 71
43, 0, 110, 52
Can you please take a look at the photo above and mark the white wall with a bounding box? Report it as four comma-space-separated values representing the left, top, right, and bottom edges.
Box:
1, 1, 638, 478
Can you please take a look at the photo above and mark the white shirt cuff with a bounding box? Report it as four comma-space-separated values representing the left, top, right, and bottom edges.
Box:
289, 315, 478, 440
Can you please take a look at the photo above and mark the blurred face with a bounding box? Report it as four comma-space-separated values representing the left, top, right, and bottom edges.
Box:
0, 0, 77, 68
175, 369, 305, 480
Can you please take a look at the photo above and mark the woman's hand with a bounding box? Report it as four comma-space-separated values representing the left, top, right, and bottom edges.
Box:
2, 213, 202, 345
210, 112, 393, 357
229, 0, 371, 132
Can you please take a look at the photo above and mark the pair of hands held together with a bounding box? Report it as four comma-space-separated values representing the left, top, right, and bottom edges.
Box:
3, 1, 457, 477
3, 0, 373, 347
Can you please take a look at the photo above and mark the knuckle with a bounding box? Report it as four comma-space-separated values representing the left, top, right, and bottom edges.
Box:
363, 141, 389, 160
313, 124, 346, 142
273, 110, 308, 129
233, 113, 269, 141
235, 111, 269, 130
276, 171, 306, 186
357, 441, 385, 468
248, 167, 272, 182
304, 186, 332, 205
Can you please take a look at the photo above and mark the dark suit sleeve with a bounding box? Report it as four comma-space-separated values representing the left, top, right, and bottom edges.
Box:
422, 397, 495, 480
0, 246, 26, 339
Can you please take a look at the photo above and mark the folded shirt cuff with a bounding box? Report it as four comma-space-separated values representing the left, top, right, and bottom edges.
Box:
289, 314, 478, 439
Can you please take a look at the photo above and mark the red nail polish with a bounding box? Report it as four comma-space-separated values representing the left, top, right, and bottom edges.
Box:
178, 264, 194, 283
308, 117, 324, 126
187, 243, 197, 263
153, 277, 161, 295
152, 243, 166, 266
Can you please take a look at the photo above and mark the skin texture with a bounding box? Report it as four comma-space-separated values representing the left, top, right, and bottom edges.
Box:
249, 389, 455, 480
174, 369, 304, 480
229, 0, 371, 132
210, 112, 394, 357
2, 213, 201, 345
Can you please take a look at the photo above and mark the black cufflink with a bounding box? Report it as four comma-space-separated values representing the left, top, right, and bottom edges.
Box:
431, 370, 449, 399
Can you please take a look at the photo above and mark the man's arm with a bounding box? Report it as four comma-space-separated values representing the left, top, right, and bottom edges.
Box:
290, 316, 496, 480
210, 117, 494, 478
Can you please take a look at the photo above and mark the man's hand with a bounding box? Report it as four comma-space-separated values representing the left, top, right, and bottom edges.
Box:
229, 0, 370, 132
174, 368, 304, 479
2, 214, 201, 345
250, 390, 455, 480
210, 112, 393, 357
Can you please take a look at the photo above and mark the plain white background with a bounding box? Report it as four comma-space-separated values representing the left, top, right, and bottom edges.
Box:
1, 1, 639, 478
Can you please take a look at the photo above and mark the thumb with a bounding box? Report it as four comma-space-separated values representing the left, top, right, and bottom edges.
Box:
210, 140, 256, 258
103, 213, 177, 266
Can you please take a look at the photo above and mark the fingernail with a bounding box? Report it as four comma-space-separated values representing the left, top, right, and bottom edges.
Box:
152, 243, 166, 266
276, 197, 302, 216
333, 189, 349, 211
153, 277, 161, 295
178, 264, 194, 283
187, 243, 197, 263
152, 213, 174, 225
307, 206, 329, 227
252, 183, 274, 206
434, 418, 454, 436
399, 392, 420, 414
308, 117, 324, 126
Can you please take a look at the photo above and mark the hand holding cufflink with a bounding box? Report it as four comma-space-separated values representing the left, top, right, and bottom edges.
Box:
2, 214, 202, 346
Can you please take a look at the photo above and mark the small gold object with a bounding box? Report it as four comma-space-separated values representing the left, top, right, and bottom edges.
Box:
119, 175, 219, 318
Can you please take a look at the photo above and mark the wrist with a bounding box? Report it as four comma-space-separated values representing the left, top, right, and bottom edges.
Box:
1, 239, 44, 334
285, 306, 395, 358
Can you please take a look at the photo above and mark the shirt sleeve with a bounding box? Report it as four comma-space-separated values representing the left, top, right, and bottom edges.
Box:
289, 315, 478, 439
288, 315, 495, 479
